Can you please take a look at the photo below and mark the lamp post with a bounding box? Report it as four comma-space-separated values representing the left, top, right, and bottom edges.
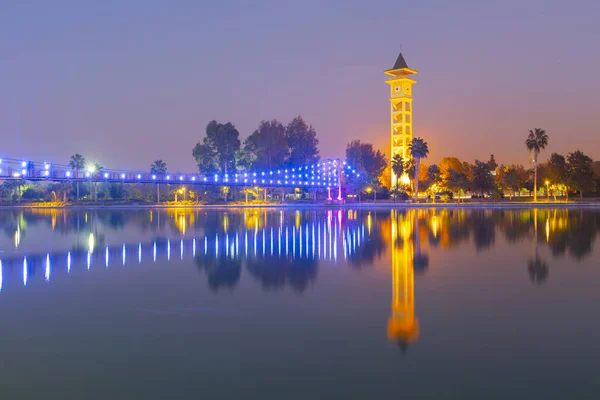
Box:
175, 188, 185, 203
545, 180, 550, 201
87, 166, 96, 202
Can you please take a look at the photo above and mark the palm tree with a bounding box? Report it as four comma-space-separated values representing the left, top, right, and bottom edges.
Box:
408, 138, 429, 201
150, 160, 167, 203
391, 154, 405, 189
525, 128, 549, 202
68, 154, 86, 201
91, 163, 104, 202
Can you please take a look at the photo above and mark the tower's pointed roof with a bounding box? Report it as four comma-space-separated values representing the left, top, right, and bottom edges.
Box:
385, 51, 418, 77
392, 52, 409, 70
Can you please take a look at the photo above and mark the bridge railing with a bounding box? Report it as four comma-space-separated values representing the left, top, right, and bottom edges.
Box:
0, 157, 360, 189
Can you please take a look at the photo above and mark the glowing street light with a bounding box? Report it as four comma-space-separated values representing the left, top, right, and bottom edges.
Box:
401, 174, 411, 186
175, 187, 186, 202
545, 180, 550, 201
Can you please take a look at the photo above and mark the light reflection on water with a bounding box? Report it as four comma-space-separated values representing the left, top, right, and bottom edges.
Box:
0, 211, 368, 290
1, 208, 598, 297
0, 207, 599, 397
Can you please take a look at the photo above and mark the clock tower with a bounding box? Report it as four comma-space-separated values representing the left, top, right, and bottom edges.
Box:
385, 52, 418, 188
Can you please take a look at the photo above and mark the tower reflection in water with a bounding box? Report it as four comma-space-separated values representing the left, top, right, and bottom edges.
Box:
4, 207, 598, 349
388, 209, 419, 350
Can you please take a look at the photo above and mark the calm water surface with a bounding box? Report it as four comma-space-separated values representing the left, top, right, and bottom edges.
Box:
0, 208, 599, 399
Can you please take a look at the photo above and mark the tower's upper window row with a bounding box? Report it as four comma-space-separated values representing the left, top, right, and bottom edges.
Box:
390, 84, 413, 97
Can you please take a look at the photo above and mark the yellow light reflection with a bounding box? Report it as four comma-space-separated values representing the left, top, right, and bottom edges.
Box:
14, 226, 21, 248
388, 210, 419, 349
88, 233, 95, 254
431, 215, 438, 238
178, 213, 187, 235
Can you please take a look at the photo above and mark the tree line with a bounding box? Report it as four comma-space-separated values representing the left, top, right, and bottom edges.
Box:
343, 128, 599, 202
192, 116, 319, 175
2, 123, 599, 203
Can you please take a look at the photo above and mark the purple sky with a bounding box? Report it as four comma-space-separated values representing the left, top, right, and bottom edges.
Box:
1, 0, 599, 172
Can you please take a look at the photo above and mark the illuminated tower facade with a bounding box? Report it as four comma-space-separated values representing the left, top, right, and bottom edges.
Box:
388, 210, 419, 350
385, 52, 418, 188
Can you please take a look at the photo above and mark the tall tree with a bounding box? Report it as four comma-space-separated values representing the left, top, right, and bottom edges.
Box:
285, 116, 319, 166
525, 128, 549, 201
439, 156, 470, 196
471, 160, 494, 196
439, 157, 464, 178
391, 154, 405, 192
408, 137, 429, 201
497, 164, 527, 200
425, 164, 442, 200
150, 160, 167, 175
545, 153, 568, 200
234, 148, 253, 173
446, 170, 469, 202
205, 120, 240, 174
244, 120, 288, 170
192, 121, 240, 175
192, 143, 217, 174
91, 163, 104, 202
567, 150, 596, 200
68, 154, 86, 201
345, 140, 387, 190
92, 163, 104, 176
150, 160, 167, 203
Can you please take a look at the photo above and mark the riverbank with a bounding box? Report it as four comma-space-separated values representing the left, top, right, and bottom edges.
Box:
2, 200, 600, 210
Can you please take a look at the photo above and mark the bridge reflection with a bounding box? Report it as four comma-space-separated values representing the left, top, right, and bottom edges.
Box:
0, 215, 366, 292
2, 207, 599, 351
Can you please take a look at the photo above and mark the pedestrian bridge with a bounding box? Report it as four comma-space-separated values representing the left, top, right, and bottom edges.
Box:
0, 157, 359, 190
